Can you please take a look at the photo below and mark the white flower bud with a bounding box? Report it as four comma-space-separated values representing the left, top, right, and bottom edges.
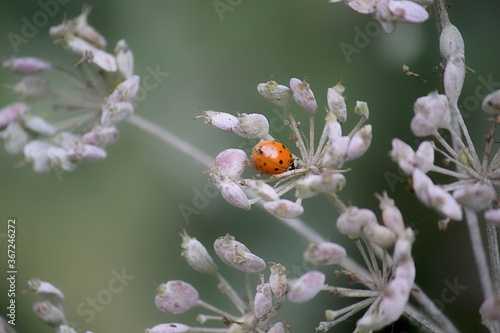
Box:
241, 179, 280, 202
427, 184, 462, 221
213, 149, 247, 180
392, 228, 415, 264
33, 301, 65, 327
47, 146, 77, 171
181, 233, 217, 275
387, 0, 429, 23
146, 323, 190, 333
377, 192, 405, 236
485, 209, 500, 227
233, 113, 269, 139
354, 100, 369, 119
115, 39, 134, 78
303, 242, 346, 265
336, 206, 377, 237
288, 271, 325, 303
346, 124, 372, 160
295, 172, 345, 198
198, 110, 238, 132
101, 102, 134, 127
257, 81, 293, 108
453, 183, 495, 212
412, 168, 434, 205
444, 56, 465, 107
439, 20, 465, 61
362, 224, 397, 248
82, 125, 119, 147
23, 115, 57, 136
65, 36, 117, 72
0, 103, 30, 128
28, 279, 65, 304
480, 294, 500, 323
67, 144, 107, 163
325, 113, 342, 142
107, 75, 141, 104
1, 122, 30, 154
14, 75, 50, 100
327, 83, 347, 123
74, 7, 107, 48
214, 234, 266, 274
254, 282, 273, 321
411, 91, 450, 137
268, 322, 285, 333
52, 132, 81, 150
219, 180, 251, 210
290, 78, 317, 115
269, 263, 287, 301
321, 136, 349, 169
482, 90, 500, 115
24, 141, 54, 173
390, 138, 415, 175
263, 199, 304, 218
415, 141, 434, 173
3, 57, 52, 74
155, 280, 199, 314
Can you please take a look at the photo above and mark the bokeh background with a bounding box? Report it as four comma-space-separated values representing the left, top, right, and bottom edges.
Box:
1, 1, 499, 332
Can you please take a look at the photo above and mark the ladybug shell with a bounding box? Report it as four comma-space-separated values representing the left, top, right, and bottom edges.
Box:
251, 141, 293, 175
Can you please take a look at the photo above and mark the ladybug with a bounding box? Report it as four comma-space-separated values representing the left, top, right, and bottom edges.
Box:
251, 140, 293, 175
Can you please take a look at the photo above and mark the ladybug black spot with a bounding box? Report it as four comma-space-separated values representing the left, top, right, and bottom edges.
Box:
279, 160, 284, 165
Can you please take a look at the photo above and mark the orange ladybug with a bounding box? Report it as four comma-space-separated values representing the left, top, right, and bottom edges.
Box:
251, 140, 293, 175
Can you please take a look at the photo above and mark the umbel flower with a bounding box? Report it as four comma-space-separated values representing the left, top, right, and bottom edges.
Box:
199, 78, 372, 218
0, 6, 139, 174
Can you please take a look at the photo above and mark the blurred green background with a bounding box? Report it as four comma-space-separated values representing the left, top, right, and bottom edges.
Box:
1, 1, 499, 332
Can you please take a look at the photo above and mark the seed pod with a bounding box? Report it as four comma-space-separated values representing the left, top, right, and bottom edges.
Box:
107, 75, 141, 104
146, 323, 190, 333
346, 124, 372, 160
257, 80, 292, 108
0, 122, 30, 154
155, 280, 199, 314
269, 263, 287, 301
3, 57, 53, 74
213, 234, 265, 274
181, 233, 217, 275
254, 283, 273, 321
101, 102, 134, 127
241, 179, 280, 202
288, 271, 325, 303
213, 149, 247, 180
233, 113, 269, 139
0, 103, 30, 128
290, 78, 317, 115
219, 180, 251, 210
33, 301, 65, 327
263, 199, 304, 218
303, 242, 346, 265
415, 141, 434, 173
327, 83, 347, 122
115, 39, 134, 78
336, 206, 377, 237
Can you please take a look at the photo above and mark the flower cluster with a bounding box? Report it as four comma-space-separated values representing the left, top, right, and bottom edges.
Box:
199, 78, 372, 218
329, 0, 431, 33
0, 6, 139, 174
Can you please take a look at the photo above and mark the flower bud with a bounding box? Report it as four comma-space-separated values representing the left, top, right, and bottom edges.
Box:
155, 280, 199, 314
33, 301, 65, 327
1, 122, 30, 154
115, 39, 134, 78
327, 83, 346, 122
485, 209, 500, 227
480, 294, 500, 323
354, 100, 369, 119
336, 206, 377, 237
241, 179, 280, 201
482, 90, 500, 115
268, 322, 285, 333
107, 75, 141, 104
82, 125, 119, 147
453, 183, 495, 212
321, 136, 349, 169
387, 0, 429, 23
13, 75, 50, 100
346, 124, 372, 160
295, 172, 346, 199
263, 199, 304, 218
28, 279, 65, 304
439, 20, 465, 61
3, 57, 52, 74
377, 192, 405, 236
412, 168, 434, 205
65, 37, 117, 72
411, 91, 450, 137
362, 224, 397, 248
145, 323, 190, 333
180, 233, 217, 275
67, 144, 107, 163
269, 263, 287, 301
101, 102, 134, 127
24, 141, 54, 173
290, 78, 317, 115
0, 103, 30, 128
47, 146, 77, 171
325, 113, 342, 142
233, 113, 269, 139
288, 271, 325, 303
257, 81, 293, 108
303, 242, 346, 265
415, 141, 434, 173
198, 110, 238, 132
392, 228, 415, 264
75, 8, 107, 48
443, 56, 465, 107
52, 132, 81, 150
254, 282, 273, 321
424, 181, 462, 221
23, 115, 57, 136
219, 180, 251, 210
213, 149, 247, 180
214, 234, 266, 274
389, 138, 415, 176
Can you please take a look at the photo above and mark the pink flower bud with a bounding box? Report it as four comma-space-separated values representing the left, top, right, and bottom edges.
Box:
269, 263, 287, 301
411, 91, 450, 137
290, 78, 317, 115
327, 83, 347, 122
24, 141, 55, 173
67, 144, 107, 163
254, 283, 273, 321
346, 124, 372, 160
453, 183, 495, 212
377, 192, 405, 236
23, 115, 57, 136
155, 280, 199, 314
387, 0, 429, 23
3, 57, 52, 74
330, 0, 377, 14
392, 228, 415, 265
241, 179, 280, 201
482, 90, 500, 115
213, 234, 266, 274
268, 322, 285, 333
82, 125, 119, 147
213, 149, 247, 180
444, 57, 465, 107
219, 180, 251, 210
415, 141, 434, 173
0, 103, 30, 128
233, 113, 269, 139
480, 294, 500, 323
33, 301, 65, 327
295, 172, 346, 199
181, 233, 217, 275
107, 75, 140, 104
325, 113, 342, 142
1, 122, 30, 154
146, 323, 190, 333
336, 206, 377, 237
288, 271, 325, 303
485, 209, 500, 227
362, 224, 397, 248
427, 184, 462, 221
257, 81, 293, 108
47, 146, 77, 171
321, 136, 349, 169
303, 242, 346, 265
412, 168, 434, 205
390, 138, 415, 175
101, 102, 134, 127
198, 110, 238, 132
263, 199, 304, 218
115, 39, 134, 78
